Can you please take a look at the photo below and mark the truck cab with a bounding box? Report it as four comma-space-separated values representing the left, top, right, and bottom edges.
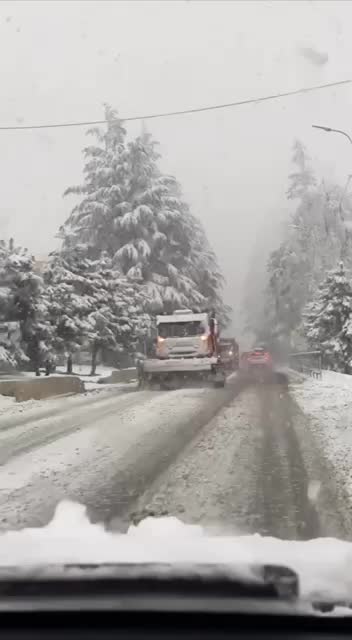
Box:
156, 310, 217, 359
138, 310, 225, 389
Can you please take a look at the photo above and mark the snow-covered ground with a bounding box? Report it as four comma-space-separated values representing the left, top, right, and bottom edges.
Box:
0, 380, 131, 422
0, 363, 137, 420
291, 370, 352, 530
56, 364, 122, 391
56, 364, 113, 377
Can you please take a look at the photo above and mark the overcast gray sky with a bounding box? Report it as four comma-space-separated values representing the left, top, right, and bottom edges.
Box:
0, 0, 352, 334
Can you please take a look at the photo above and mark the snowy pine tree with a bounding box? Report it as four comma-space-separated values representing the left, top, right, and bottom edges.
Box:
0, 239, 52, 372
61, 105, 130, 255
117, 128, 204, 312
184, 214, 230, 327
61, 106, 227, 320
303, 263, 352, 373
287, 139, 316, 201
0, 240, 22, 368
45, 245, 150, 374
44, 248, 92, 369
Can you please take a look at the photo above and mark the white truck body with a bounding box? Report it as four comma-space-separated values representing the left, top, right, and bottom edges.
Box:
155, 311, 213, 360
138, 309, 225, 387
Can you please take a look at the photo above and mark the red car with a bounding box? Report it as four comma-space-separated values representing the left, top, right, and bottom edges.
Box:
246, 347, 273, 379
247, 347, 272, 366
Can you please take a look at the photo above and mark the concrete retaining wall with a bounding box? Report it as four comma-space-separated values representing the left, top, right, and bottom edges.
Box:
0, 375, 85, 402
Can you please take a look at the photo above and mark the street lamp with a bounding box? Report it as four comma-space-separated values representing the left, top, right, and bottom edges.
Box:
313, 124, 352, 257
312, 124, 352, 146
312, 124, 352, 209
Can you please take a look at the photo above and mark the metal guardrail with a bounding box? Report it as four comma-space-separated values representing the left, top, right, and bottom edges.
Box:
288, 350, 322, 379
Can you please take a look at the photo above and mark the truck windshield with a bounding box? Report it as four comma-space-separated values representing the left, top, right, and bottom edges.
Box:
158, 321, 205, 338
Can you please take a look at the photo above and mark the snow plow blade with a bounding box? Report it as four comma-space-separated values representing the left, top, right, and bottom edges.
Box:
142, 357, 217, 373
137, 357, 225, 389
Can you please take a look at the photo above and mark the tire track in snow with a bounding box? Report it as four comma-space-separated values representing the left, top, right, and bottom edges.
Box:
0, 389, 154, 465
93, 376, 246, 525
0, 378, 245, 530
255, 384, 320, 539
125, 387, 261, 532
126, 383, 331, 540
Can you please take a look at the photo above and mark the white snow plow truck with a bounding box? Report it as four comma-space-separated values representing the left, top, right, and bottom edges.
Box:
137, 309, 226, 389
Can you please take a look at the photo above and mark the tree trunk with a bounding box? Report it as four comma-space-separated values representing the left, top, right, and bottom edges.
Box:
66, 354, 73, 374
90, 342, 98, 376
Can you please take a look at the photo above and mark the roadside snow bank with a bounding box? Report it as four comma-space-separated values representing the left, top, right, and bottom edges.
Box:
0, 394, 44, 418
0, 383, 123, 423
2, 500, 352, 604
291, 371, 352, 520
55, 365, 136, 392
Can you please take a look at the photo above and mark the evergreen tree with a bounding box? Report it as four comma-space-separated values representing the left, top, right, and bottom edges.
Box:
117, 129, 205, 312
303, 263, 352, 373
0, 239, 52, 372
61, 106, 227, 319
0, 240, 21, 368
61, 105, 129, 256
267, 242, 309, 344
44, 248, 91, 370
287, 139, 316, 201
45, 245, 150, 374
185, 214, 231, 327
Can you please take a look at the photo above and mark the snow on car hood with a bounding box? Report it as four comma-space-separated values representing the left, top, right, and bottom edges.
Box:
0, 501, 351, 603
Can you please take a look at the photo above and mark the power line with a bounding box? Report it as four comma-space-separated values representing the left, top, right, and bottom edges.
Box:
0, 78, 351, 131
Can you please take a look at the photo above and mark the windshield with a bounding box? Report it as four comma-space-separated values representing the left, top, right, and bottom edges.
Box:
1, 0, 352, 611
158, 321, 205, 338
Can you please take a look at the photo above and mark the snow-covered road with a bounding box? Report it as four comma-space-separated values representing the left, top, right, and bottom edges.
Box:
128, 382, 347, 540
0, 375, 348, 540
0, 378, 244, 530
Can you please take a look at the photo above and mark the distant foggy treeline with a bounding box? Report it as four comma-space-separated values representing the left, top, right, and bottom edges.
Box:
245, 139, 352, 370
